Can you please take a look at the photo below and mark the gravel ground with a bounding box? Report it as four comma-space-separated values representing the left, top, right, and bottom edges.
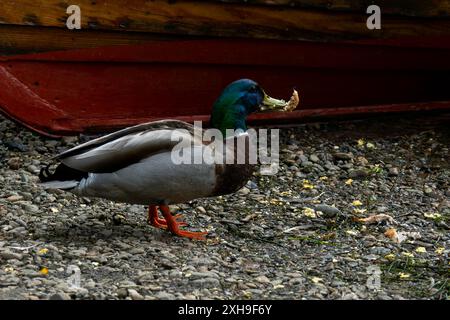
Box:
0, 114, 448, 300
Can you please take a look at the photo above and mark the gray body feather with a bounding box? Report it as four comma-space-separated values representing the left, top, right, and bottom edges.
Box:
72, 148, 216, 205
42, 120, 221, 205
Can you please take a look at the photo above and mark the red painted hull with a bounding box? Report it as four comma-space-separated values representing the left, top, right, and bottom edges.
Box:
1, 38, 450, 136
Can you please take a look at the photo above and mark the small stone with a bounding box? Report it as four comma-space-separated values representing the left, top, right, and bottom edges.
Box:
112, 214, 126, 225
128, 289, 144, 300
289, 277, 304, 285
309, 154, 320, 163
169, 205, 181, 213
245, 181, 258, 190
190, 271, 220, 280
255, 275, 271, 284
301, 160, 313, 168
388, 167, 399, 176
196, 206, 207, 214
363, 254, 379, 261
295, 171, 306, 178
153, 291, 175, 300
45, 140, 59, 148
0, 275, 20, 286
27, 165, 40, 174
0, 251, 23, 260
5, 141, 27, 152
49, 293, 71, 300
7, 195, 23, 202
21, 203, 39, 213
298, 155, 308, 163
7, 157, 21, 170
340, 163, 353, 170
324, 163, 340, 171
333, 152, 353, 161
342, 292, 359, 300
191, 278, 220, 288
117, 288, 128, 299
314, 204, 341, 218
349, 169, 368, 179
370, 246, 391, 256
356, 156, 369, 166
62, 136, 78, 145
238, 187, 250, 195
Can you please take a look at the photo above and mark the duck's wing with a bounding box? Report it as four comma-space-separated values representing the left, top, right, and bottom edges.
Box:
56, 120, 200, 173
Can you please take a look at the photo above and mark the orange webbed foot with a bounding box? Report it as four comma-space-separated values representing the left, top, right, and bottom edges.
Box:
159, 205, 208, 240
147, 206, 188, 229
170, 229, 208, 240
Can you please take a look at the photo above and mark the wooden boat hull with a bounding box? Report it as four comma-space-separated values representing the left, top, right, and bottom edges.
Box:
1, 1, 450, 136
1, 38, 450, 136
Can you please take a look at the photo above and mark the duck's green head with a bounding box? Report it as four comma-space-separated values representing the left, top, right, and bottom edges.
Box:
210, 79, 288, 137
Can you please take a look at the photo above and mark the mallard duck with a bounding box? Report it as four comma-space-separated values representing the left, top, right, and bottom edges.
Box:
39, 79, 299, 239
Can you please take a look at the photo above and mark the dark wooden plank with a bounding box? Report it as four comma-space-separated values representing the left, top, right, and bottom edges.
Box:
0, 0, 449, 44
209, 0, 450, 17
0, 25, 193, 56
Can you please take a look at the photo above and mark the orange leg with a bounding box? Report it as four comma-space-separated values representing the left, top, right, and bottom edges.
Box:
147, 205, 166, 229
147, 205, 187, 229
159, 205, 208, 240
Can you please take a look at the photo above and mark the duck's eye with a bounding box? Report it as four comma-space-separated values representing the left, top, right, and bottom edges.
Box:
249, 86, 257, 93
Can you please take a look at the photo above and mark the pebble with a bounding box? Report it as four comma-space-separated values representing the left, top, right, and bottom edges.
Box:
0, 275, 20, 286
333, 152, 353, 161
191, 278, 220, 288
196, 206, 207, 214
190, 271, 220, 279
363, 254, 379, 261
289, 277, 304, 285
246, 181, 258, 190
255, 275, 271, 284
348, 169, 368, 179
153, 291, 175, 300
238, 187, 250, 195
7, 195, 23, 202
314, 204, 341, 218
117, 288, 128, 299
49, 292, 71, 300
370, 247, 391, 256
309, 154, 320, 163
7, 158, 21, 170
0, 251, 23, 260
301, 160, 313, 168
298, 155, 308, 163
128, 289, 144, 300
5, 141, 27, 152
388, 167, 399, 176
22, 203, 39, 213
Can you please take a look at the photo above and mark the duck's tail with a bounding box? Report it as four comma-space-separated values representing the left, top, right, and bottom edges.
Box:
39, 163, 87, 190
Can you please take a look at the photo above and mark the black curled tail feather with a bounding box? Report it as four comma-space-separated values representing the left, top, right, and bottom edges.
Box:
39, 163, 53, 182
39, 163, 88, 182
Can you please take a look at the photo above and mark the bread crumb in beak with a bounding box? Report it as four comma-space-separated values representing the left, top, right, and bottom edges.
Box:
284, 89, 299, 112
